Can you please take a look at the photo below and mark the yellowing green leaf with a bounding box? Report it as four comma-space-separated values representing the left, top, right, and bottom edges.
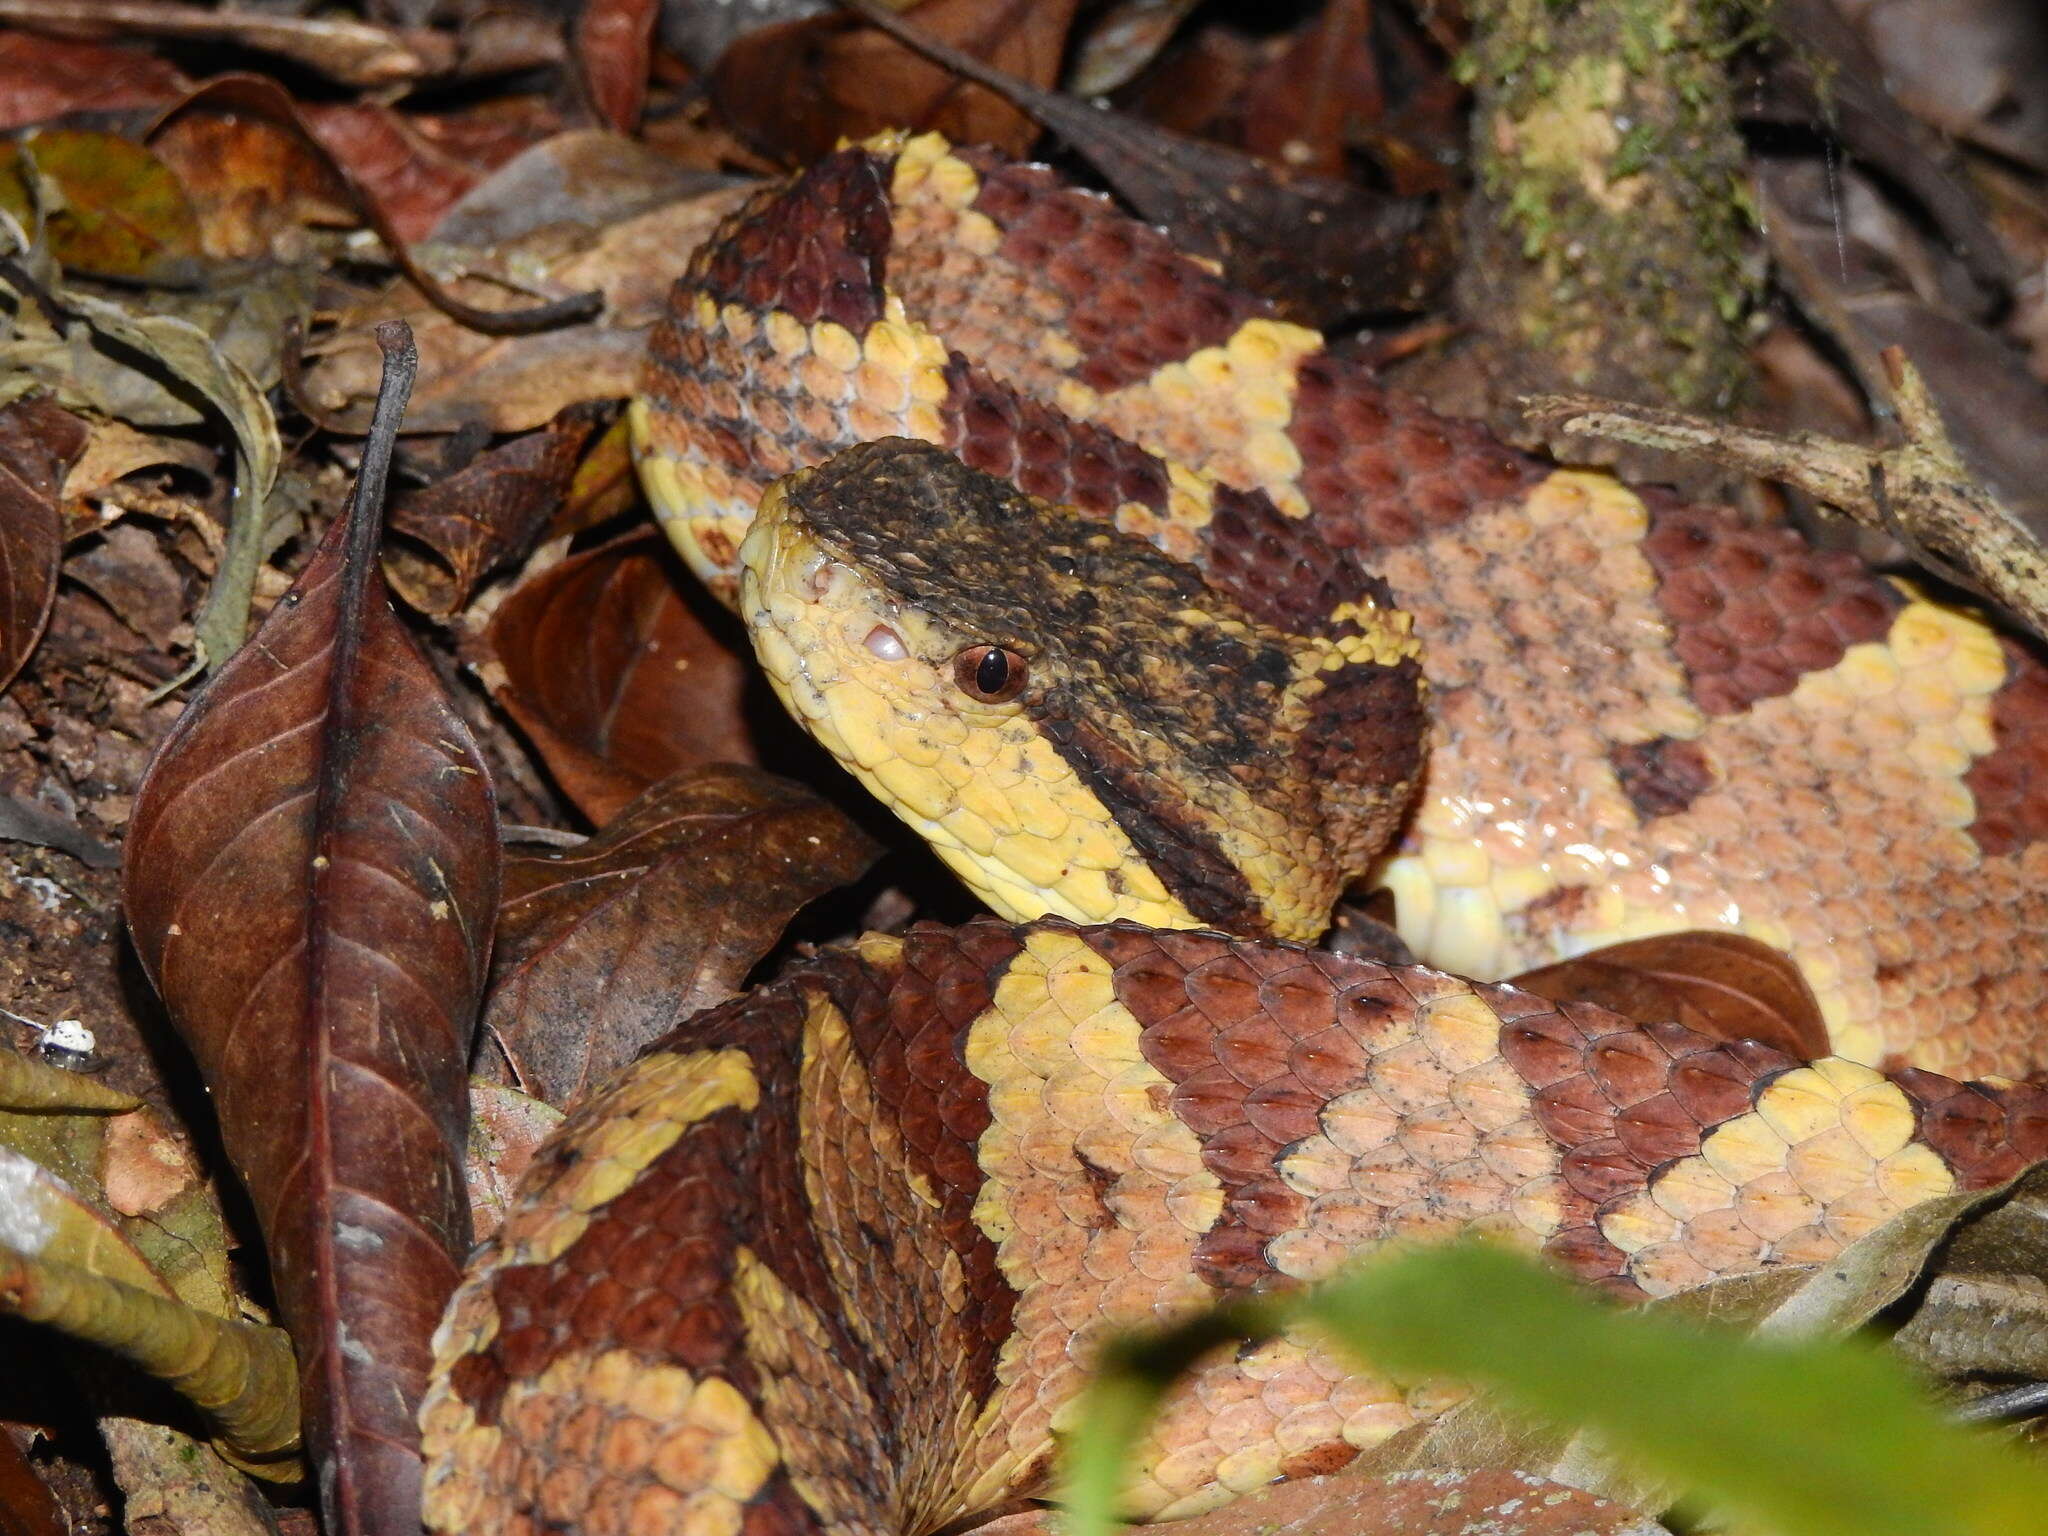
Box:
0, 130, 202, 284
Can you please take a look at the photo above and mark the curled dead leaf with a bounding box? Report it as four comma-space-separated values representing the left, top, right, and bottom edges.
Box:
485, 529, 758, 822
1510, 931, 1830, 1060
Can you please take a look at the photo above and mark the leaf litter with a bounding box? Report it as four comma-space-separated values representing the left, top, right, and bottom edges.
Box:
0, 3, 2037, 1533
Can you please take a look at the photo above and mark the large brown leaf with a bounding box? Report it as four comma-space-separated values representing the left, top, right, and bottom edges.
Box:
485, 764, 880, 1107
0, 397, 87, 697
1511, 931, 1830, 1060
124, 325, 499, 1536
483, 528, 757, 822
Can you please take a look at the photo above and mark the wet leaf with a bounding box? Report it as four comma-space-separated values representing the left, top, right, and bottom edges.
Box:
0, 130, 202, 284
714, 0, 1079, 162
486, 765, 880, 1108
835, 0, 1446, 324
1510, 931, 1830, 1060
0, 396, 86, 696
385, 399, 613, 617
124, 326, 498, 1536
484, 529, 758, 822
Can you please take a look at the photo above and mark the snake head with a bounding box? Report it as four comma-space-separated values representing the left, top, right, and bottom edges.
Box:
739, 438, 1425, 942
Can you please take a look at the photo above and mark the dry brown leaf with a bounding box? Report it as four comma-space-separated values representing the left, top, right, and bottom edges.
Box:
0, 32, 187, 129
714, 0, 1079, 162
296, 181, 747, 434
486, 765, 881, 1107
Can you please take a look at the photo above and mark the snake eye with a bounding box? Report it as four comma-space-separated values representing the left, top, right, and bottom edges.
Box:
954, 645, 1028, 703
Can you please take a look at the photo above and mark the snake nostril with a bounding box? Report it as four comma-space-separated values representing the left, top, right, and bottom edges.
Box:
802, 556, 842, 599
864, 624, 907, 661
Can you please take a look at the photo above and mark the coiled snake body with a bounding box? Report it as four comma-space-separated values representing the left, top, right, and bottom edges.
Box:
419, 135, 2048, 1535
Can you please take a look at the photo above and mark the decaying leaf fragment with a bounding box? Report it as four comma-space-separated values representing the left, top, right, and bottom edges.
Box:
486, 765, 881, 1107
384, 398, 613, 616
125, 324, 499, 1536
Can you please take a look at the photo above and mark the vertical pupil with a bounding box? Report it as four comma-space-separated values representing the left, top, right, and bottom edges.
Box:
976, 649, 1009, 695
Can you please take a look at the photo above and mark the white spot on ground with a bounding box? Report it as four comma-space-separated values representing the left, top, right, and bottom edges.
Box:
0, 1150, 55, 1255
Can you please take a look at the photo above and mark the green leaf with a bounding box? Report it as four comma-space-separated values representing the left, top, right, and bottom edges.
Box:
1061, 1242, 2048, 1536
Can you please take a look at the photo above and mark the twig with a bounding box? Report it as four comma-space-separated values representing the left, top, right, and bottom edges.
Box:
1524, 348, 2048, 642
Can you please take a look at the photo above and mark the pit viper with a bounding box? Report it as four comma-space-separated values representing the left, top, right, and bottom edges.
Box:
418, 134, 2048, 1536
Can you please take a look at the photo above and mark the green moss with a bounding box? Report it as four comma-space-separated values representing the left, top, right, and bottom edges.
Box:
1461, 0, 1768, 410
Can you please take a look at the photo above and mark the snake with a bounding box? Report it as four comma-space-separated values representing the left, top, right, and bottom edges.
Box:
417, 133, 2048, 1535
